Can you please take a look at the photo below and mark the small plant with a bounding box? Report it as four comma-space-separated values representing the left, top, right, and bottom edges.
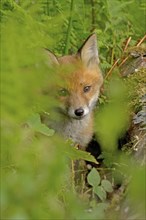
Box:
87, 167, 113, 201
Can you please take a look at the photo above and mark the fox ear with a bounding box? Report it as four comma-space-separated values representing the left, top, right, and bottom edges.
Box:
44, 49, 59, 65
77, 34, 99, 69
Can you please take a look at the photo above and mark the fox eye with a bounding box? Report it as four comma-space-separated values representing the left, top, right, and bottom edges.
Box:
83, 86, 91, 93
58, 88, 69, 97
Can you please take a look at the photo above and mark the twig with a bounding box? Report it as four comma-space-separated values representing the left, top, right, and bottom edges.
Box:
118, 56, 129, 67
123, 36, 132, 51
136, 35, 146, 47
105, 58, 120, 80
104, 34, 145, 80
119, 35, 146, 68
118, 37, 132, 67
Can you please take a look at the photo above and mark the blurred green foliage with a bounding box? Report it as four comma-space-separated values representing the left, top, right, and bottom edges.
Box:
0, 0, 145, 219
95, 75, 130, 153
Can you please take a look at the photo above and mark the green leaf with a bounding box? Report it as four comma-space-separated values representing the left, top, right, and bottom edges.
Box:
27, 113, 54, 136
96, 202, 109, 211
87, 168, 100, 187
65, 147, 98, 164
93, 186, 107, 201
101, 179, 113, 193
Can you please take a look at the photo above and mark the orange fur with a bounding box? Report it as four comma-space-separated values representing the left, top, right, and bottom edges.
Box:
44, 34, 103, 149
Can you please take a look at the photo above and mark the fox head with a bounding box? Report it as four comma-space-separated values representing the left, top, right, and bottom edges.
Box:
46, 34, 103, 120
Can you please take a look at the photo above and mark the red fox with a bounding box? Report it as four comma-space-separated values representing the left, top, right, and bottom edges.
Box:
43, 34, 103, 149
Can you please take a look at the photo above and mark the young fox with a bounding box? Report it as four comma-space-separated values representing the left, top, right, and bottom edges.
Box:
43, 34, 103, 149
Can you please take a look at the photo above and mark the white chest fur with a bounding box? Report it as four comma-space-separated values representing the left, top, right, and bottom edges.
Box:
52, 114, 92, 148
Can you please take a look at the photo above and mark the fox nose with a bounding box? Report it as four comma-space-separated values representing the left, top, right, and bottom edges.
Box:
74, 108, 84, 117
